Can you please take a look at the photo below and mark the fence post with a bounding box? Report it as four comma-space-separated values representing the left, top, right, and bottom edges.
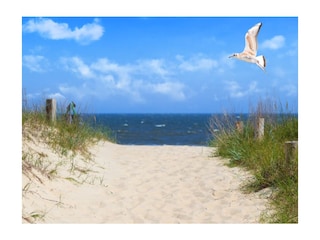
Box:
285, 141, 298, 164
255, 117, 264, 140
46, 98, 56, 123
236, 117, 244, 133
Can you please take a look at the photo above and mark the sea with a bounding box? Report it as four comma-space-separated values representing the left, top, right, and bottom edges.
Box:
85, 114, 216, 146
81, 113, 297, 146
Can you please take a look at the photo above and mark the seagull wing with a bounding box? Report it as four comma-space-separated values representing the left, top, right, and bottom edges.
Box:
243, 22, 262, 56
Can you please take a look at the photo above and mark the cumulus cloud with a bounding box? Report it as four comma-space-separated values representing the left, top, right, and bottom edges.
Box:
23, 18, 104, 45
176, 54, 218, 72
60, 56, 187, 102
91, 58, 124, 73
261, 35, 285, 50
59, 84, 93, 100
149, 82, 186, 101
136, 59, 171, 77
23, 55, 49, 72
47, 92, 66, 100
225, 80, 260, 98
61, 57, 96, 78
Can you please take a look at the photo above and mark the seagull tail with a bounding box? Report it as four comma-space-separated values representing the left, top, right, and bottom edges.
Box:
256, 55, 266, 68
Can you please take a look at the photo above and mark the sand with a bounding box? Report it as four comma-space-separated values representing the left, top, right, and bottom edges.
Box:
22, 140, 271, 224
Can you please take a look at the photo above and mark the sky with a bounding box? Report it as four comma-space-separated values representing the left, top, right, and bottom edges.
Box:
2, 0, 320, 238
22, 16, 298, 114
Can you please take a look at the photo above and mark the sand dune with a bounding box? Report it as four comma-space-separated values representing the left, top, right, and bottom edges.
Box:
22, 141, 271, 223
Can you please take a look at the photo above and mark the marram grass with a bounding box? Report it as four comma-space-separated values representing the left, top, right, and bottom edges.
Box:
209, 104, 298, 223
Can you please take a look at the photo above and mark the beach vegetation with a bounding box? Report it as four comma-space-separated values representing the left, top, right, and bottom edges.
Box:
22, 104, 113, 158
22, 98, 113, 171
209, 100, 298, 223
22, 97, 114, 222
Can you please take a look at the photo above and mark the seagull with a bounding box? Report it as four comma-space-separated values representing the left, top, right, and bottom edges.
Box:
229, 22, 266, 71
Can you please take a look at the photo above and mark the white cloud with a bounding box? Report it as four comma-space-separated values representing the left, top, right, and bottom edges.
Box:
261, 35, 285, 50
216, 53, 235, 73
225, 80, 243, 98
61, 57, 95, 78
136, 59, 170, 77
24, 92, 41, 99
90, 58, 134, 93
59, 56, 188, 102
91, 58, 123, 73
23, 18, 104, 45
225, 80, 260, 98
59, 84, 90, 100
47, 92, 66, 100
23, 55, 49, 72
176, 54, 218, 72
149, 82, 186, 101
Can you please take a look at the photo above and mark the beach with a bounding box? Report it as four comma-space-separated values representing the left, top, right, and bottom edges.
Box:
22, 140, 271, 224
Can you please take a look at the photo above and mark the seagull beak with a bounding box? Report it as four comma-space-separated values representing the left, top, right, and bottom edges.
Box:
229, 54, 235, 58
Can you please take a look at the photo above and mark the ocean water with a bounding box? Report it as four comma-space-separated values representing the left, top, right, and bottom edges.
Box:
82, 113, 297, 146
89, 114, 215, 146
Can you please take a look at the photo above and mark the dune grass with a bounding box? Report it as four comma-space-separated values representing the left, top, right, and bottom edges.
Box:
209, 101, 298, 223
22, 100, 115, 222
23, 104, 113, 156
22, 100, 114, 184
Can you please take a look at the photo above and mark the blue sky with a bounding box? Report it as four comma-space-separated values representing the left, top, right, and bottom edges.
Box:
22, 17, 298, 113
3, 1, 320, 236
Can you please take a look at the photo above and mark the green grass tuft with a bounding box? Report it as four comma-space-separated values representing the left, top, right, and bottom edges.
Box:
209, 101, 298, 223
23, 106, 114, 158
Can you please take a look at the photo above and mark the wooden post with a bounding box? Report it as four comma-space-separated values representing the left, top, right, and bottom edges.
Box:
236, 121, 244, 133
255, 117, 264, 140
285, 141, 298, 164
46, 98, 56, 123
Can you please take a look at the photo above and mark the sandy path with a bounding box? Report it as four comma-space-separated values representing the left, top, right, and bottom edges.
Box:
22, 142, 270, 223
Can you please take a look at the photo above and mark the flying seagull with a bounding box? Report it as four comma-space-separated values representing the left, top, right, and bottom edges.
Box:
229, 22, 266, 71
